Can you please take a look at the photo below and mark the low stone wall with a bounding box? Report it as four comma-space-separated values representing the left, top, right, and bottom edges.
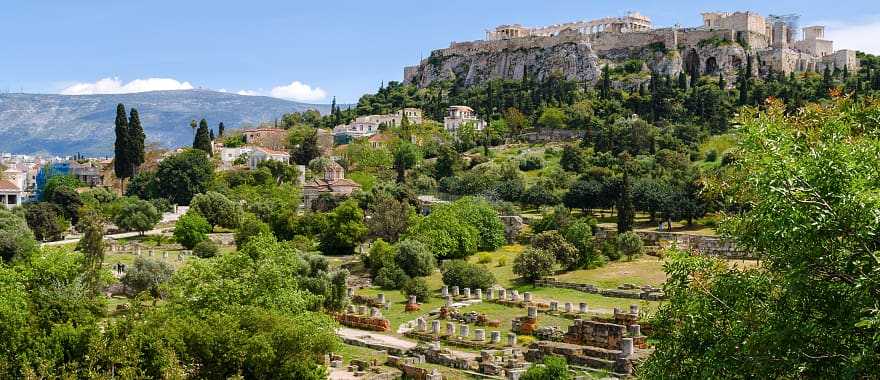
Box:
596, 227, 753, 259
335, 313, 391, 332
534, 278, 666, 301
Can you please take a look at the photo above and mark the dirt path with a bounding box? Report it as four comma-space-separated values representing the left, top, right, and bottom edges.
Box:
336, 327, 478, 359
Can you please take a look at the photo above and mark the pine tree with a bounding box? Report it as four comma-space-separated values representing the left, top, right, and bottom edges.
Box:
113, 103, 132, 181
128, 108, 145, 176
218, 122, 225, 137
600, 64, 611, 99
718, 72, 726, 91
193, 118, 213, 155
677, 72, 688, 90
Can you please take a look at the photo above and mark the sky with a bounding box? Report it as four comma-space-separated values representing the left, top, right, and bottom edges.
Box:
1, 0, 878, 104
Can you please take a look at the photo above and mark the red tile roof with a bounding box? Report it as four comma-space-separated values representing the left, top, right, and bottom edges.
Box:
0, 179, 20, 191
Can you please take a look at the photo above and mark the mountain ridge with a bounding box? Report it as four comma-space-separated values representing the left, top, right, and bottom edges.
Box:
0, 89, 333, 156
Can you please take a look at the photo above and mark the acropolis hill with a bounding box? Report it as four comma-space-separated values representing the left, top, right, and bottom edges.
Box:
403, 11, 859, 88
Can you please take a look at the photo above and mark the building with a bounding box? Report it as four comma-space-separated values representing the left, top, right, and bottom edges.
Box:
243, 127, 287, 150
302, 161, 361, 210
0, 168, 27, 209
443, 106, 487, 132
247, 147, 290, 170
794, 26, 833, 57
333, 108, 424, 139
368, 133, 393, 149
69, 161, 104, 187
486, 12, 652, 40
218, 146, 254, 170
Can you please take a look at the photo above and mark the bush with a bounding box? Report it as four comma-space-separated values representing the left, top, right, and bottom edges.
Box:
602, 239, 620, 261
234, 213, 271, 248
395, 239, 435, 277
374, 265, 410, 290
192, 239, 219, 258
477, 253, 493, 265
513, 248, 556, 283
616, 231, 643, 260
401, 277, 431, 302
441, 260, 496, 290
190, 191, 240, 230
531, 231, 579, 270
705, 149, 719, 162
367, 239, 397, 277
518, 155, 545, 171
497, 256, 508, 267
173, 211, 212, 249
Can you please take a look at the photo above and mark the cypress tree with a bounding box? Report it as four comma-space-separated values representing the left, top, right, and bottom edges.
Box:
617, 170, 635, 233
218, 122, 225, 137
113, 103, 131, 181
193, 118, 213, 155
677, 72, 688, 90
210, 129, 215, 141
600, 64, 611, 99
821, 65, 833, 97
718, 72, 726, 91
128, 108, 145, 176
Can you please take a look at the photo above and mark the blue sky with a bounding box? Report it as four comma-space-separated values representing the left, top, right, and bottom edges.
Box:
2, 0, 878, 103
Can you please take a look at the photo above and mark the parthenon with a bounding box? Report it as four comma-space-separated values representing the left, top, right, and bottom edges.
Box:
486, 12, 652, 41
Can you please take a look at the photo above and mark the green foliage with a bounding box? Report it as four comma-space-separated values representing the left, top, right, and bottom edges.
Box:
319, 199, 367, 255
518, 154, 545, 171
234, 212, 271, 248
521, 355, 571, 380
375, 265, 409, 289
121, 256, 174, 297
155, 149, 215, 205
615, 231, 643, 260
393, 141, 422, 182
407, 197, 502, 259
441, 260, 496, 289
366, 194, 414, 243
113, 198, 161, 234
76, 208, 105, 296
48, 185, 83, 224
394, 239, 435, 277
531, 230, 579, 270
537, 107, 567, 129
193, 118, 213, 155
513, 247, 556, 283
192, 239, 220, 259
366, 239, 397, 277
173, 210, 212, 249
23, 202, 68, 242
562, 218, 601, 269
41, 174, 84, 202
126, 170, 160, 200
401, 277, 431, 302
114, 103, 132, 180
0, 208, 37, 263
190, 191, 241, 229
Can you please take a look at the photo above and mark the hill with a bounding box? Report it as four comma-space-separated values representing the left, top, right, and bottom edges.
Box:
0, 89, 332, 155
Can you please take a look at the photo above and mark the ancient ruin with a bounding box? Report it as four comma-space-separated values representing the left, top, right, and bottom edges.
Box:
404, 10, 858, 88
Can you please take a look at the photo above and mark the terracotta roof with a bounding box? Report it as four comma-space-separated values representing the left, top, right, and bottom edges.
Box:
0, 179, 20, 191
368, 133, 392, 143
253, 147, 290, 156
244, 128, 286, 133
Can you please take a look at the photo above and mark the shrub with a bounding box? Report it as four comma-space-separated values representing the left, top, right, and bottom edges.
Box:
531, 231, 579, 270
441, 260, 496, 289
192, 239, 219, 258
705, 149, 719, 162
602, 239, 621, 261
477, 253, 493, 265
401, 277, 431, 302
518, 155, 545, 171
367, 239, 397, 277
173, 211, 212, 249
616, 231, 643, 260
234, 213, 271, 248
190, 191, 240, 230
395, 239, 435, 277
513, 248, 556, 283
496, 256, 508, 267
374, 265, 410, 289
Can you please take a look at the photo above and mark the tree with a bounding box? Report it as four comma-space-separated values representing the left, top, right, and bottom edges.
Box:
234, 212, 271, 248
563, 219, 601, 268
193, 118, 213, 155
407, 203, 479, 260
218, 122, 225, 137
24, 202, 68, 242
366, 194, 413, 242
319, 199, 367, 255
113, 103, 131, 181
155, 149, 214, 205
449, 197, 506, 251
616, 231, 643, 260
292, 130, 320, 165
616, 171, 634, 233
441, 260, 496, 289
394, 239, 435, 277
0, 208, 36, 263
393, 141, 421, 183
77, 208, 105, 296
366, 238, 397, 277
190, 191, 240, 230
128, 108, 146, 175
434, 144, 461, 179
121, 256, 173, 299
49, 185, 83, 224
114, 198, 161, 235
642, 98, 880, 378
513, 248, 556, 283
192, 239, 220, 258
537, 107, 567, 129
600, 64, 612, 99
531, 231, 579, 270
401, 277, 431, 302
503, 107, 530, 136
40, 174, 83, 201
173, 210, 212, 249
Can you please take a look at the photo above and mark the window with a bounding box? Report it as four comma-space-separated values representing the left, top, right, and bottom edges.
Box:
7, 195, 16, 204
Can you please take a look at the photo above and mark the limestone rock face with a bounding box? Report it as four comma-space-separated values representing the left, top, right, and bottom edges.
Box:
408, 41, 601, 88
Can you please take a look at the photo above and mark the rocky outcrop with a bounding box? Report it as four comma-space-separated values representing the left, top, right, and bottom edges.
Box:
405, 35, 601, 88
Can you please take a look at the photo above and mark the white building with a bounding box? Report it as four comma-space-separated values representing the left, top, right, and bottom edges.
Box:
443, 105, 486, 132
0, 168, 27, 209
248, 147, 290, 170
218, 146, 254, 170
333, 108, 424, 138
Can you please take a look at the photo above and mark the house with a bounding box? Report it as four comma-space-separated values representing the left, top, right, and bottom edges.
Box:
368, 133, 393, 149
444, 105, 486, 132
243, 127, 287, 150
248, 147, 290, 170
332, 108, 425, 139
302, 161, 361, 210
0, 168, 27, 209
218, 146, 254, 170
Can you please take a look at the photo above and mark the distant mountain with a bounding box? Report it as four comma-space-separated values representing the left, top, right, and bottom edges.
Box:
0, 89, 332, 156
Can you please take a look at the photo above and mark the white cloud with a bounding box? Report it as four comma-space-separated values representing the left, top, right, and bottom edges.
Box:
269, 81, 327, 102
818, 17, 880, 55
60, 77, 194, 95
237, 90, 260, 96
